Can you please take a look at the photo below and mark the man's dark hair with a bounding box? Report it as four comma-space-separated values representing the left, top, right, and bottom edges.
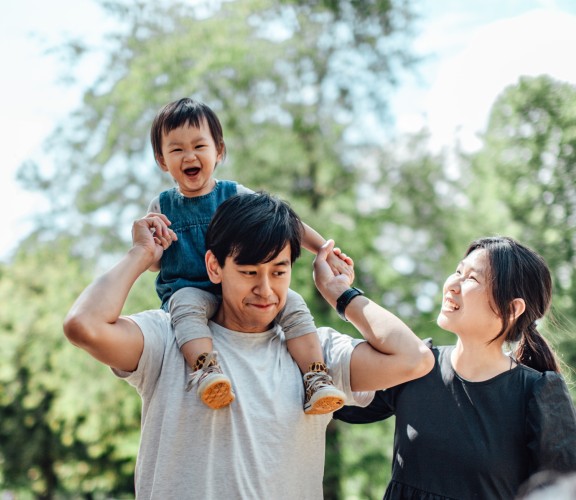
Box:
206, 192, 304, 266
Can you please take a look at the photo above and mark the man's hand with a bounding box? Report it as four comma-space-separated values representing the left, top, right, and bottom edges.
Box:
313, 239, 355, 308
132, 213, 178, 265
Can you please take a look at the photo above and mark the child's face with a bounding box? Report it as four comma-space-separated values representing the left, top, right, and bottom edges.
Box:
158, 119, 223, 197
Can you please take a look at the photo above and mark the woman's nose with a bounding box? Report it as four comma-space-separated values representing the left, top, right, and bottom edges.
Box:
445, 274, 461, 293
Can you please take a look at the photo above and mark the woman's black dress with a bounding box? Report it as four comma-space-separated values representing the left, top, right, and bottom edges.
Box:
334, 343, 576, 500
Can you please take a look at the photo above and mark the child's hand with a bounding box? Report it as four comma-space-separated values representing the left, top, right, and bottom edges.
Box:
326, 245, 354, 276
313, 240, 355, 305
144, 212, 178, 250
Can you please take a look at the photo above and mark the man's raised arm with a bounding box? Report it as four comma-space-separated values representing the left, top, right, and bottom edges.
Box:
63, 215, 175, 371
313, 240, 434, 392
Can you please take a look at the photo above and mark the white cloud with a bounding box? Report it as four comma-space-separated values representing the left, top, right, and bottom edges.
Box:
423, 9, 576, 151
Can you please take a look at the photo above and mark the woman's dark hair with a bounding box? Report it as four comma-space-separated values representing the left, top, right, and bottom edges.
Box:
150, 98, 226, 166
206, 192, 304, 267
465, 236, 559, 372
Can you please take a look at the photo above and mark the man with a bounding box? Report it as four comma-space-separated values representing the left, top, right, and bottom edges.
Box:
64, 192, 433, 499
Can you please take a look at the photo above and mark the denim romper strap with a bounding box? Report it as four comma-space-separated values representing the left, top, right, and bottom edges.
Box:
155, 181, 239, 309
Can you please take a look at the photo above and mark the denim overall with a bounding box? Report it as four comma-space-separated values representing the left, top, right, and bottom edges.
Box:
155, 181, 238, 311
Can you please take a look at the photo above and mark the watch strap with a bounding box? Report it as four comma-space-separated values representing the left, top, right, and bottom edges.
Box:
336, 287, 364, 321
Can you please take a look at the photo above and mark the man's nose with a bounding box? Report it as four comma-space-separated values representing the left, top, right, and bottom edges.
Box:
254, 275, 272, 296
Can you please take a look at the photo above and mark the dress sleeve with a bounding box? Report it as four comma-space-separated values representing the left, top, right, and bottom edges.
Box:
526, 371, 576, 473
334, 339, 433, 424
333, 386, 397, 424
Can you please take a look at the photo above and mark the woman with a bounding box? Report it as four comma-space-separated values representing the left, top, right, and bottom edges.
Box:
335, 236, 576, 499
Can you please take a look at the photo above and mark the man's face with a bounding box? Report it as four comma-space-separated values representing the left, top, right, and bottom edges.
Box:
206, 244, 292, 333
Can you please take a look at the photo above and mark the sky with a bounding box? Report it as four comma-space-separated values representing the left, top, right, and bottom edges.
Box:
2, 0, 576, 262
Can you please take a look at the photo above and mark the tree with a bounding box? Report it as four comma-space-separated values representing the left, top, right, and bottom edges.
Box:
0, 237, 159, 497
13, 0, 423, 496
467, 74, 576, 378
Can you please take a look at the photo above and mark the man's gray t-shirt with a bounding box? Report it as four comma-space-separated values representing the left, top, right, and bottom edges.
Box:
114, 309, 373, 499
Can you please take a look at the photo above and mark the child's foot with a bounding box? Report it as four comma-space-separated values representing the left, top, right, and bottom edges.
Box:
186, 351, 235, 409
303, 362, 346, 415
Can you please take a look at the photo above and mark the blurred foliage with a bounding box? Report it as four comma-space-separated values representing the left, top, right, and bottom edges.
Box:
467, 75, 576, 379
0, 238, 140, 497
7, 0, 419, 497
3, 0, 576, 496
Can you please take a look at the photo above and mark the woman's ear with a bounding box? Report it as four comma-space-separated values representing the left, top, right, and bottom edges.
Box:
509, 298, 526, 321
205, 250, 222, 284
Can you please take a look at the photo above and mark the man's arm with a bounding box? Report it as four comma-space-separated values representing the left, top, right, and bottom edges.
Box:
313, 240, 434, 392
63, 215, 174, 371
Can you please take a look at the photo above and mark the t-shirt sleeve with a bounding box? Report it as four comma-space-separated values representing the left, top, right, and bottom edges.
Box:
526, 371, 576, 473
235, 183, 254, 195
147, 196, 161, 214
318, 327, 374, 408
112, 309, 170, 396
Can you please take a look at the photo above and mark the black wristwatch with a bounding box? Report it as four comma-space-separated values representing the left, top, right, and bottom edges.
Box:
336, 287, 364, 321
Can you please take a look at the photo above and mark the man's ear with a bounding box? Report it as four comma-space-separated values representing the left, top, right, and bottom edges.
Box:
206, 250, 223, 284
509, 298, 526, 321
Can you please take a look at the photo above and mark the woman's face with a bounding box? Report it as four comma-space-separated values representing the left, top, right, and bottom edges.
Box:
437, 249, 503, 339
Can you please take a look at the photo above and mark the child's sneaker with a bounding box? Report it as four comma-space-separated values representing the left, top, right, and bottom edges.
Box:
303, 362, 346, 415
186, 351, 235, 409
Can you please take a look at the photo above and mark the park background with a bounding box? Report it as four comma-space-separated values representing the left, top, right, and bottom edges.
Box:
1, 0, 576, 498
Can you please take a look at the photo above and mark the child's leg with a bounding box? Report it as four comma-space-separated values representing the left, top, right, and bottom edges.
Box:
286, 332, 325, 375
280, 289, 346, 415
180, 338, 214, 372
169, 288, 234, 409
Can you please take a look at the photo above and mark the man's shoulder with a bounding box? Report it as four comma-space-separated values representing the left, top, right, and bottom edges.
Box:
316, 326, 363, 366
129, 309, 172, 340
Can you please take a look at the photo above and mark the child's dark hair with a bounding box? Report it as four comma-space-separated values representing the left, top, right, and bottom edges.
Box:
206, 192, 304, 267
465, 236, 559, 372
150, 98, 226, 166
